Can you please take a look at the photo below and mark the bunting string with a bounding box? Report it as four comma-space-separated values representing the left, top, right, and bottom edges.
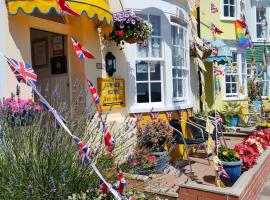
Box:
2, 55, 122, 200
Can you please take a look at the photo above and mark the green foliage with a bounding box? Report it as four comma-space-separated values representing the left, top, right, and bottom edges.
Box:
248, 79, 262, 101
223, 102, 242, 117
0, 108, 115, 199
218, 145, 240, 162
137, 119, 173, 152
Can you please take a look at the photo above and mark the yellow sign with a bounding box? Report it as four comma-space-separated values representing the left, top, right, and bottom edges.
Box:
97, 78, 125, 110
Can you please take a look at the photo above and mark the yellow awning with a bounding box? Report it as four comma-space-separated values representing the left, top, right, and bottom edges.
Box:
7, 0, 113, 34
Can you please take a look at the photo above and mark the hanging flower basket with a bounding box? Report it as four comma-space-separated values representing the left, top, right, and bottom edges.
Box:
107, 10, 152, 46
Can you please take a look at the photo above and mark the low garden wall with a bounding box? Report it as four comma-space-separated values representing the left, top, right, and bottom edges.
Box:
179, 148, 270, 200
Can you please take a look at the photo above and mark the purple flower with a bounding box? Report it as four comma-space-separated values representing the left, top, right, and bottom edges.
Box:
27, 185, 33, 198
119, 23, 124, 29
49, 177, 56, 193
131, 19, 136, 25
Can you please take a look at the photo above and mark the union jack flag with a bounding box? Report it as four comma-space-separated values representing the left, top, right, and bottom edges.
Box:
150, 111, 159, 120
215, 112, 223, 123
115, 172, 127, 194
87, 80, 100, 105
71, 36, 95, 61
212, 47, 218, 57
214, 66, 223, 76
216, 139, 222, 148
104, 128, 115, 153
166, 111, 173, 121
5, 57, 37, 87
178, 110, 184, 120
187, 109, 192, 117
211, 24, 223, 34
73, 136, 93, 165
211, 3, 219, 13
99, 179, 108, 193
134, 113, 143, 122
56, 0, 79, 16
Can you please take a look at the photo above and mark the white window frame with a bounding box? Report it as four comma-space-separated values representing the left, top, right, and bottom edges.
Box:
223, 50, 247, 100
220, 0, 237, 20
256, 6, 267, 40
134, 13, 164, 107
171, 23, 189, 103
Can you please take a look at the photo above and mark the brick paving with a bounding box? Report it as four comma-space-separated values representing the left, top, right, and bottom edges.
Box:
257, 174, 270, 200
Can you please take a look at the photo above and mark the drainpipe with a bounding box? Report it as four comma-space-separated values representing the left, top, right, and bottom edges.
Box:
197, 6, 203, 111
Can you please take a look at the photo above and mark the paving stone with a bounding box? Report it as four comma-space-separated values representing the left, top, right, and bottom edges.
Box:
258, 195, 270, 200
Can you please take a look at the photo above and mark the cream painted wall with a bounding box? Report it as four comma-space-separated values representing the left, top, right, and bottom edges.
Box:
0, 5, 32, 99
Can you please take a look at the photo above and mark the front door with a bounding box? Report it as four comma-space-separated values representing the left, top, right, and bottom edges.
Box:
30, 28, 70, 107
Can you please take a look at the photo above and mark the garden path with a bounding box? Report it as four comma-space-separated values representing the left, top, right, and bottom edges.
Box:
257, 173, 270, 200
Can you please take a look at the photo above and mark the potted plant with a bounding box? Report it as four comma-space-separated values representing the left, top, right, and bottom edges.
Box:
107, 10, 152, 46
223, 102, 242, 127
248, 79, 262, 112
218, 145, 242, 186
135, 119, 173, 173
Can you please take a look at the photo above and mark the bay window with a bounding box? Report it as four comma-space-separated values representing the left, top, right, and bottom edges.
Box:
222, 0, 236, 18
171, 24, 189, 102
135, 14, 163, 104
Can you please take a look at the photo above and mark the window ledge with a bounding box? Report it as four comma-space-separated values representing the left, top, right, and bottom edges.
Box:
223, 98, 249, 102
129, 104, 193, 113
220, 17, 236, 21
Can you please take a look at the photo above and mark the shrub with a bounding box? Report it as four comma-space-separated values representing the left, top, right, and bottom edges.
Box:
0, 106, 118, 199
137, 119, 173, 153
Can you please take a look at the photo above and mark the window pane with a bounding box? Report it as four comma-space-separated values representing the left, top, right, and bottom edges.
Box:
151, 38, 161, 57
257, 24, 263, 38
179, 28, 184, 47
173, 79, 177, 98
178, 69, 185, 77
224, 0, 228, 4
136, 61, 148, 81
177, 79, 183, 97
231, 83, 237, 93
224, 5, 229, 17
172, 47, 180, 66
226, 83, 231, 93
149, 61, 161, 80
226, 75, 230, 82
232, 52, 237, 63
151, 83, 161, 102
230, 6, 235, 17
137, 42, 149, 58
137, 83, 149, 103
173, 69, 178, 78
230, 0, 234, 5
171, 26, 178, 45
150, 15, 161, 36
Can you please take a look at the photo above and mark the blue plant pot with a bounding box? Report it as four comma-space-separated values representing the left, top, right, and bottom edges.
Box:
220, 160, 242, 186
252, 100, 262, 112
228, 116, 239, 127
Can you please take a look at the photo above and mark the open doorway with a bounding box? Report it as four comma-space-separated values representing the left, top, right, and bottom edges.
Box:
30, 28, 70, 107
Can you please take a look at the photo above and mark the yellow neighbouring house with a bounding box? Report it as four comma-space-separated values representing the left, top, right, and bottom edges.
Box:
198, 0, 249, 122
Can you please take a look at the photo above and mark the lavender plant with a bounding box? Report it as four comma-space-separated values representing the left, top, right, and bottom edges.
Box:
0, 86, 136, 199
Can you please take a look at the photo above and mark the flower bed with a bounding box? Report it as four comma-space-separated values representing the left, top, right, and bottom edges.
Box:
234, 129, 270, 171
